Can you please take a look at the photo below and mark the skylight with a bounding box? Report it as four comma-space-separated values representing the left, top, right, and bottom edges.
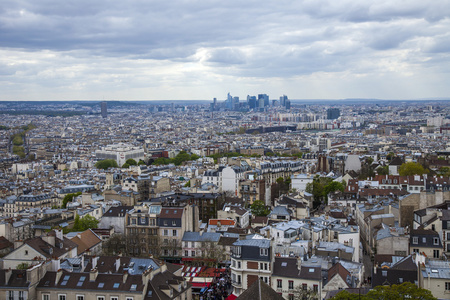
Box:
113, 283, 120, 288
281, 262, 287, 267
98, 283, 104, 288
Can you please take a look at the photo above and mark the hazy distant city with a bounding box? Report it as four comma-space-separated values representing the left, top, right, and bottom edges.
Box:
0, 97, 449, 299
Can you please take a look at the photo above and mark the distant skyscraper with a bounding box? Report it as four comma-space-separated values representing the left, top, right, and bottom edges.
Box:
258, 94, 269, 107
101, 101, 107, 118
226, 93, 233, 110
285, 99, 291, 110
327, 108, 340, 120
247, 95, 257, 109
279, 95, 288, 107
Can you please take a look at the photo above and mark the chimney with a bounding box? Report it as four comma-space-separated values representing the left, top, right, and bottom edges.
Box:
90, 268, 98, 282
297, 256, 302, 271
116, 257, 121, 273
92, 256, 98, 269
123, 271, 128, 284
52, 259, 61, 272
55, 229, 63, 241
55, 269, 63, 285
5, 268, 12, 285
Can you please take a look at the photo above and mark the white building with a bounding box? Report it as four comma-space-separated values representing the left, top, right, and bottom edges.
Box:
95, 143, 145, 166
291, 174, 313, 192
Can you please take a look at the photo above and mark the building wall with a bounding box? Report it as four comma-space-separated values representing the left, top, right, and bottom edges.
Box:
377, 236, 409, 256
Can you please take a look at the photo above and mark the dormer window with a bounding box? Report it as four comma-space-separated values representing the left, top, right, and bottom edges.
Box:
260, 248, 268, 256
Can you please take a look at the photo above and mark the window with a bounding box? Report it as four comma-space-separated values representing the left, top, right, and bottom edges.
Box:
413, 237, 418, 244
8, 291, 13, 300
42, 295, 50, 300
164, 230, 168, 236
422, 237, 426, 243
289, 280, 294, 290
163, 221, 168, 226
172, 221, 176, 226
185, 250, 188, 257
434, 237, 439, 245
238, 261, 241, 269
260, 248, 268, 256
382, 270, 387, 277
446, 282, 450, 290
237, 275, 241, 284
413, 248, 419, 253
172, 230, 177, 236
432, 224, 436, 231
25, 250, 28, 255
288, 294, 294, 300
313, 284, 318, 292
77, 296, 84, 300
97, 297, 105, 300
277, 279, 282, 289
302, 284, 307, 290
59, 295, 67, 300
399, 278, 403, 283
111, 297, 119, 300
233, 246, 241, 257
434, 250, 440, 258
191, 250, 195, 257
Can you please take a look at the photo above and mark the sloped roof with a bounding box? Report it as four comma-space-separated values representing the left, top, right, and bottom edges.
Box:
236, 279, 284, 300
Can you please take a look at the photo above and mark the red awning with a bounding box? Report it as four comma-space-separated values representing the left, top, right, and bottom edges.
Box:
226, 294, 237, 300
190, 282, 209, 288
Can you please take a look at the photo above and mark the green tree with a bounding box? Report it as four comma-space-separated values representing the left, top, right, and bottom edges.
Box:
438, 166, 450, 177
72, 214, 99, 232
79, 214, 99, 230
122, 163, 130, 168
125, 158, 137, 166
138, 159, 146, 165
323, 181, 345, 198
190, 154, 200, 161
330, 282, 437, 300
95, 159, 118, 170
184, 180, 191, 187
330, 290, 361, 300
376, 166, 389, 175
173, 151, 191, 165
250, 200, 270, 217
12, 135, 24, 146
62, 192, 82, 209
152, 157, 171, 165
366, 282, 436, 300
399, 162, 428, 176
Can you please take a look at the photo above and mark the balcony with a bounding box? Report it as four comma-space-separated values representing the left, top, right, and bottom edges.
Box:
232, 281, 242, 288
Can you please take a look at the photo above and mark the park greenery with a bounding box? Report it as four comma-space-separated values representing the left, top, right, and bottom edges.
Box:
11, 123, 36, 158
152, 151, 200, 166
95, 159, 119, 170
330, 282, 437, 300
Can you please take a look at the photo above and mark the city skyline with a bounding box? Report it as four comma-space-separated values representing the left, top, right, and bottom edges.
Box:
1, 0, 449, 101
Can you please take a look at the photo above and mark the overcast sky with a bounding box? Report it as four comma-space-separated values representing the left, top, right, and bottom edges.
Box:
1, 0, 450, 101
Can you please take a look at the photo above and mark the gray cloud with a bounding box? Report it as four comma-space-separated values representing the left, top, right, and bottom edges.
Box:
0, 0, 449, 100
